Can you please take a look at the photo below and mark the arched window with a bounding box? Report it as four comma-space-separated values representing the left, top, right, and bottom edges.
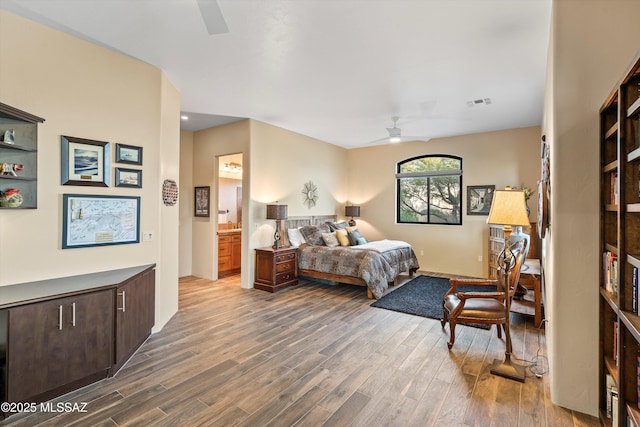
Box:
396, 155, 462, 225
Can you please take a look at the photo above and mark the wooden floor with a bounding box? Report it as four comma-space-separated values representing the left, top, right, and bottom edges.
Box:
2, 273, 600, 427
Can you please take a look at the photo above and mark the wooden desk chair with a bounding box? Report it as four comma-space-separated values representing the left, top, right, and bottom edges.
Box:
441, 239, 528, 350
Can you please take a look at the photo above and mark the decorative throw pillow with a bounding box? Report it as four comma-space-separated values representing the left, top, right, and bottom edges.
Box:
327, 221, 349, 231
287, 228, 306, 247
322, 232, 339, 247
347, 228, 366, 245
299, 223, 330, 246
335, 228, 350, 246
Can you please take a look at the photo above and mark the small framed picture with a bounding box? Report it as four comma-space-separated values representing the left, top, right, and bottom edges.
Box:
195, 186, 210, 217
115, 167, 142, 188
115, 143, 143, 165
467, 185, 495, 216
61, 135, 110, 187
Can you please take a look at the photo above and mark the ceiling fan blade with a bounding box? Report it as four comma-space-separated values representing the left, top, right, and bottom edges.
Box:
197, 0, 229, 35
400, 136, 432, 142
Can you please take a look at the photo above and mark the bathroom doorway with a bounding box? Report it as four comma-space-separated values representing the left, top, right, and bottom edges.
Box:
217, 154, 243, 277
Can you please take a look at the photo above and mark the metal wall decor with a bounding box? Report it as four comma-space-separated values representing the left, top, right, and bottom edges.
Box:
162, 179, 178, 206
302, 180, 318, 208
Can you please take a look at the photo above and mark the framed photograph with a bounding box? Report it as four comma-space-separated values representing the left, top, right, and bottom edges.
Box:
115, 167, 142, 188
115, 143, 143, 165
61, 135, 110, 186
194, 186, 210, 217
62, 194, 140, 249
467, 185, 495, 216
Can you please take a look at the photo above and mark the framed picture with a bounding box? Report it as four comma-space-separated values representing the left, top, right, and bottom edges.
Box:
467, 185, 495, 216
61, 135, 110, 186
194, 186, 210, 217
115, 167, 142, 188
115, 143, 143, 165
62, 194, 140, 249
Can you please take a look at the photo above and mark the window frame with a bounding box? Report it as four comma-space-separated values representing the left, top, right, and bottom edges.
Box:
395, 154, 463, 225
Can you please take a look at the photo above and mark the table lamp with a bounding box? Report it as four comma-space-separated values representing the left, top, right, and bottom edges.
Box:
486, 188, 530, 382
345, 205, 360, 226
266, 204, 288, 249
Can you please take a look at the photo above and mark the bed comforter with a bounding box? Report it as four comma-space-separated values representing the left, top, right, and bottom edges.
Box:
297, 239, 420, 298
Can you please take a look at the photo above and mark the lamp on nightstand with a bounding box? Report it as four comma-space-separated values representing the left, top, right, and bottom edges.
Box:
345, 205, 360, 226
266, 204, 288, 249
487, 188, 530, 382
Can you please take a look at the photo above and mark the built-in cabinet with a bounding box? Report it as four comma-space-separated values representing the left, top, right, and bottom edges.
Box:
0, 265, 155, 416
599, 51, 640, 427
7, 290, 114, 403
218, 231, 241, 274
0, 102, 44, 209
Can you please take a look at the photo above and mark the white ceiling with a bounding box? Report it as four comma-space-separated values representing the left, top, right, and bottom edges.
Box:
0, 0, 551, 149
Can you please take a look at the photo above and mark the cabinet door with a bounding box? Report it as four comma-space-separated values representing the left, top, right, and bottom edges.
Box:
64, 290, 114, 384
231, 240, 242, 269
115, 269, 155, 371
7, 290, 113, 402
7, 299, 66, 402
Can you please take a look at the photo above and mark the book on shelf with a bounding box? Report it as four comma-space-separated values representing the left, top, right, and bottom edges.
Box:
637, 354, 640, 410
607, 373, 616, 418
603, 251, 619, 295
634, 266, 639, 315
612, 387, 619, 426
612, 171, 619, 205
614, 321, 619, 366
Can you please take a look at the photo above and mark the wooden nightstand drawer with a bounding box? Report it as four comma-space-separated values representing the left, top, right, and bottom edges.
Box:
276, 261, 294, 273
275, 252, 296, 263
275, 271, 296, 285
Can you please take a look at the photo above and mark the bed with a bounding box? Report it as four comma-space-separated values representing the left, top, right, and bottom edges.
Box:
284, 215, 420, 299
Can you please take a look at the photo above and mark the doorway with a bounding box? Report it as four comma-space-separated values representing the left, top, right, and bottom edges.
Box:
217, 154, 243, 277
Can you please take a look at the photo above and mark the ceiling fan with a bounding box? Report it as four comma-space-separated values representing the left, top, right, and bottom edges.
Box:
197, 0, 229, 35
369, 116, 431, 145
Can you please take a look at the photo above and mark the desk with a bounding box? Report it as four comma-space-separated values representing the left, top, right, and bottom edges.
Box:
511, 258, 543, 327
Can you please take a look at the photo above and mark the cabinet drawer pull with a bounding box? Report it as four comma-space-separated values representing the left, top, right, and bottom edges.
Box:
58, 305, 63, 330
72, 302, 76, 326
118, 291, 126, 312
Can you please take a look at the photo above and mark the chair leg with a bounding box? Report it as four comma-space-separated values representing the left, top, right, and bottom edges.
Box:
441, 308, 448, 328
497, 324, 503, 339
447, 320, 456, 350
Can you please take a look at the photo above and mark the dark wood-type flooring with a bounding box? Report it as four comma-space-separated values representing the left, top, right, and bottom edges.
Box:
1, 273, 600, 426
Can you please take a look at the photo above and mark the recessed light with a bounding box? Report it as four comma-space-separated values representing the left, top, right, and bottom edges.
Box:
181, 115, 189, 120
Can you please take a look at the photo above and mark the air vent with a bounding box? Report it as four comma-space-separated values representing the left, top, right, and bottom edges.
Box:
466, 98, 493, 107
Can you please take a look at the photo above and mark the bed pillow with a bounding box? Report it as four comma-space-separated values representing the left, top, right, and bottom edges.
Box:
287, 228, 306, 247
327, 221, 349, 231
335, 228, 350, 246
346, 226, 367, 245
299, 224, 330, 246
322, 232, 339, 247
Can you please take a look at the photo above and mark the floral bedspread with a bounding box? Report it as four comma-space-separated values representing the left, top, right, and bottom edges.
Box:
297, 241, 420, 298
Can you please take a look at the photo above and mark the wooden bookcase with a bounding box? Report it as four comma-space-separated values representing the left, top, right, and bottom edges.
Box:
0, 102, 44, 209
599, 51, 640, 427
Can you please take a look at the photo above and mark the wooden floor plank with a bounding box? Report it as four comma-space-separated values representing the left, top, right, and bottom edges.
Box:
0, 273, 600, 427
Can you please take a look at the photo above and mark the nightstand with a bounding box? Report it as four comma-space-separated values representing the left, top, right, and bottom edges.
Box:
254, 246, 298, 292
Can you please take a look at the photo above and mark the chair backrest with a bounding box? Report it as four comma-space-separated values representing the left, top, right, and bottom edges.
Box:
497, 238, 528, 295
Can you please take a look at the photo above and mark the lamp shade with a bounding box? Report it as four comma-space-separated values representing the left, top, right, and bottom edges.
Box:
266, 204, 288, 220
487, 190, 529, 227
345, 205, 360, 218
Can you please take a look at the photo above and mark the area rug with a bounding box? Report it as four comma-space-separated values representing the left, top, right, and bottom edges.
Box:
370, 275, 496, 329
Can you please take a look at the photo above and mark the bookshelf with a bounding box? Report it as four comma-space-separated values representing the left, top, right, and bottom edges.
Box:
599, 51, 640, 427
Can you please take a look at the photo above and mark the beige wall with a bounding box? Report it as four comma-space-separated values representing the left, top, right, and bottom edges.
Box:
543, 0, 640, 416
191, 120, 251, 282
349, 126, 541, 278
0, 11, 180, 330
179, 130, 194, 278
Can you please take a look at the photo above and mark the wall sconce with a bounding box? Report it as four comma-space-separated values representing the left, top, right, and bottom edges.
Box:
266, 204, 288, 249
345, 205, 360, 226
